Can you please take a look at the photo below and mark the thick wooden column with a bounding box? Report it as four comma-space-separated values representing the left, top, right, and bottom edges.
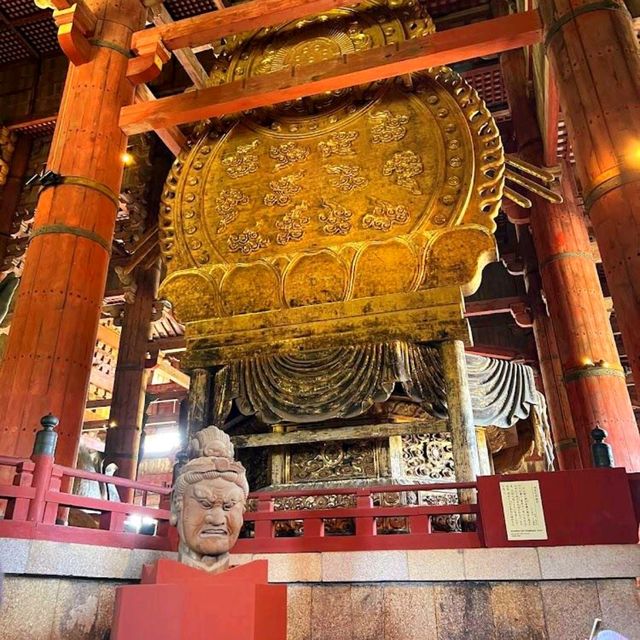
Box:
440, 340, 480, 483
0, 0, 146, 465
540, 0, 640, 427
104, 263, 159, 480
501, 45, 639, 470
534, 175, 639, 470
518, 227, 580, 469
0, 135, 32, 269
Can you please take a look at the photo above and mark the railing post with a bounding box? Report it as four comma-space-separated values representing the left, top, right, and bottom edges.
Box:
355, 490, 376, 537
6, 460, 35, 521
26, 414, 59, 523
254, 495, 275, 540
303, 517, 325, 538
156, 490, 172, 538
592, 425, 615, 468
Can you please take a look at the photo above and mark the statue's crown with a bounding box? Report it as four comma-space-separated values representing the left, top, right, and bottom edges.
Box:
188, 425, 234, 460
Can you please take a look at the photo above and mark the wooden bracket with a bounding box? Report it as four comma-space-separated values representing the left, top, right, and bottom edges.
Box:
127, 32, 171, 85
53, 2, 97, 66
509, 301, 533, 328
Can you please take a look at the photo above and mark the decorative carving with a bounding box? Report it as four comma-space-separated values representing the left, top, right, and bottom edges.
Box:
227, 229, 270, 255
401, 433, 455, 480
171, 426, 249, 574
222, 140, 260, 178
289, 441, 377, 483
263, 171, 305, 207
369, 110, 409, 144
158, 1, 506, 356
275, 201, 311, 245
325, 164, 368, 192
319, 200, 353, 235
0, 127, 16, 187
269, 142, 310, 170
215, 188, 250, 233
318, 131, 358, 158
273, 494, 356, 511
362, 196, 410, 231
382, 150, 424, 194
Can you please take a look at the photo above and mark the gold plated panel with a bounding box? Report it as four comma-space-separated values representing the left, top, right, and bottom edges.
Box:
159, 1, 504, 358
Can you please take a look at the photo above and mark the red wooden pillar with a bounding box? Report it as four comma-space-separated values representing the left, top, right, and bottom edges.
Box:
540, 0, 640, 435
0, 0, 146, 466
501, 42, 639, 470
531, 174, 639, 470
526, 257, 581, 469
104, 262, 159, 481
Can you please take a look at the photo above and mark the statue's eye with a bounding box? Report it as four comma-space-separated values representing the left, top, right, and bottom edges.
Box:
199, 500, 212, 509
223, 502, 234, 511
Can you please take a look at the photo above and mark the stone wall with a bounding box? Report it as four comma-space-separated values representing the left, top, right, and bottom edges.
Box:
1, 539, 638, 640
287, 580, 640, 640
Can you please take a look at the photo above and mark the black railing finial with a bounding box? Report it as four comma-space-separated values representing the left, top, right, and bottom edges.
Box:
591, 423, 614, 468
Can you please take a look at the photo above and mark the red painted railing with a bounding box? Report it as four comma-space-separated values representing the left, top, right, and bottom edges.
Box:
1, 418, 639, 554
0, 451, 174, 550
235, 482, 482, 553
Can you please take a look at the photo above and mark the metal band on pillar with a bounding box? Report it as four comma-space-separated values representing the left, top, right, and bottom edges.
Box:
40, 175, 120, 209
88, 38, 132, 58
554, 437, 579, 452
31, 224, 111, 254
583, 168, 640, 213
544, 0, 628, 47
563, 364, 626, 383
539, 251, 594, 270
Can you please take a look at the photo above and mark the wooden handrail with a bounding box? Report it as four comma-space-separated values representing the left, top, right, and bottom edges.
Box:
0, 455, 28, 466
55, 464, 172, 495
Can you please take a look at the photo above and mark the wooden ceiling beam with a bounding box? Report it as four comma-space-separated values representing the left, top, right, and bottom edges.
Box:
148, 3, 209, 89
134, 84, 187, 155
121, 10, 542, 135
133, 0, 361, 52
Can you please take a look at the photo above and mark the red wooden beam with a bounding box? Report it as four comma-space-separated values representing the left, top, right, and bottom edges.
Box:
132, 0, 361, 53
465, 296, 529, 317
120, 10, 542, 135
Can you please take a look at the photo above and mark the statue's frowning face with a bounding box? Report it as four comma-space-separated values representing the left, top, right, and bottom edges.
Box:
180, 477, 245, 557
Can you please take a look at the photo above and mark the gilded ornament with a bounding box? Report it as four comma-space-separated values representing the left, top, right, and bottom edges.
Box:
362, 196, 410, 231
275, 201, 311, 245
221, 140, 260, 178
319, 200, 353, 235
318, 131, 358, 158
264, 171, 305, 207
269, 142, 310, 170
369, 110, 409, 144
382, 150, 424, 194
158, 1, 505, 358
227, 229, 270, 255
325, 164, 368, 192
215, 188, 250, 233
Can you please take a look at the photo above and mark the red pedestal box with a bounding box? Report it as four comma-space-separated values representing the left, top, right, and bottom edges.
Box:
111, 559, 287, 640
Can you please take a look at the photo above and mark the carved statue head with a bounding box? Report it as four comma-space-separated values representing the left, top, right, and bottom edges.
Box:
171, 426, 249, 573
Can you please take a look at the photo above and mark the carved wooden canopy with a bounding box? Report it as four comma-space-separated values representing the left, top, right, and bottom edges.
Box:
158, 0, 505, 364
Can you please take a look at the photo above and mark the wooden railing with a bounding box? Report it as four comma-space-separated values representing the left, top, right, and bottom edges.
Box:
1, 417, 638, 554
0, 447, 174, 550
235, 482, 482, 553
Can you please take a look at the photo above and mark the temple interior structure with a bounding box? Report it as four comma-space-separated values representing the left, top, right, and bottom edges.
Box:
0, 0, 639, 638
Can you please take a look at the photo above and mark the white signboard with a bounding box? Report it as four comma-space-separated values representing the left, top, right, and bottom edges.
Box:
499, 480, 548, 541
